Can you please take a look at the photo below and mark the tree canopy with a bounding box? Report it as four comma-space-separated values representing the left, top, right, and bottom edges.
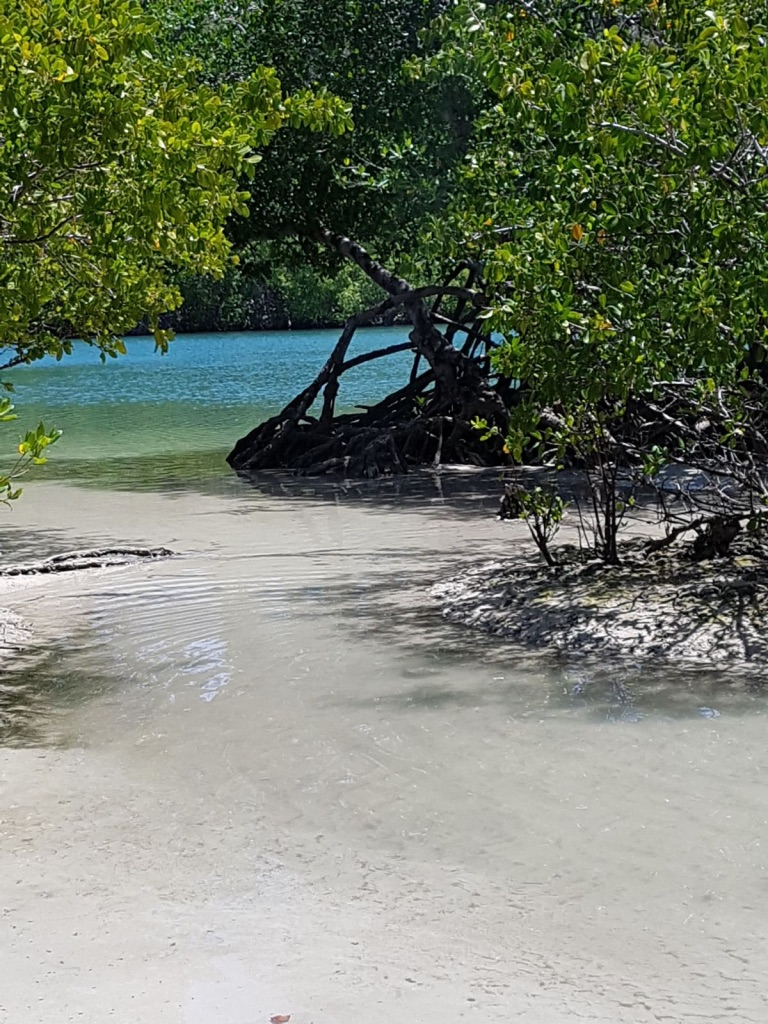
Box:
151, 0, 468, 269
0, 0, 349, 373
421, 0, 768, 426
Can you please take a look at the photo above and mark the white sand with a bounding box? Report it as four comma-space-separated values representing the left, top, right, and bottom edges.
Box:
1, 477, 766, 1024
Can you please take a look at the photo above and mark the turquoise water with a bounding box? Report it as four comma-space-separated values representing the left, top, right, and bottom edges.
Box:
6, 327, 412, 486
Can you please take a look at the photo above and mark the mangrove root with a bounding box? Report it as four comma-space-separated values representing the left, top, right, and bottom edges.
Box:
228, 232, 512, 478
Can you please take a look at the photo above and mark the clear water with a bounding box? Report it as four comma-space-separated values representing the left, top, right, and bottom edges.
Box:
6, 327, 413, 476
1, 330, 766, 1024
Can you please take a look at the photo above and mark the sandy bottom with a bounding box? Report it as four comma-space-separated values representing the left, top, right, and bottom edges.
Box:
0, 473, 766, 1024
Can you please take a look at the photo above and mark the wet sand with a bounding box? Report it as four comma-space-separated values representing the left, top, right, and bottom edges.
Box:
1, 475, 766, 1024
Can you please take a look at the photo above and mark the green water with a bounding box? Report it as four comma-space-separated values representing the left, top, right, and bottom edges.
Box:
6, 327, 412, 489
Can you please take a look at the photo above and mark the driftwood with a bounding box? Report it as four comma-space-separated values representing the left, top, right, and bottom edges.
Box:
0, 547, 174, 577
228, 231, 513, 478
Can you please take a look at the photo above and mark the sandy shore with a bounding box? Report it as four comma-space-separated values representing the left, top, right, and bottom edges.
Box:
2, 477, 767, 1024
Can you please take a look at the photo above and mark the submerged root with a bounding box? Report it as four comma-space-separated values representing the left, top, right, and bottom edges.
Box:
0, 547, 174, 576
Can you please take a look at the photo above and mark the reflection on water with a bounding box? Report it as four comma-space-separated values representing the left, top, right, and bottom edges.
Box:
2, 451, 767, 750
556, 661, 765, 722
0, 643, 112, 748
7, 639, 765, 750
38, 447, 235, 493
5, 642, 765, 750
3, 456, 768, 748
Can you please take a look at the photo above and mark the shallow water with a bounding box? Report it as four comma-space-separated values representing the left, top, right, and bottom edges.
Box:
6, 328, 412, 466
1, 335, 767, 1023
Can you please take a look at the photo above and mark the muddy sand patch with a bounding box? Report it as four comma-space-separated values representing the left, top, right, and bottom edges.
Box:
432, 538, 768, 668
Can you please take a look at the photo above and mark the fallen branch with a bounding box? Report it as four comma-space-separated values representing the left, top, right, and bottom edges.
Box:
644, 512, 760, 556
0, 547, 174, 576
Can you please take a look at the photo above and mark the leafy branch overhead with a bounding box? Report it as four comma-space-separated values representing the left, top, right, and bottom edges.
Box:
0, 0, 351, 373
151, 0, 465, 269
0, 398, 60, 506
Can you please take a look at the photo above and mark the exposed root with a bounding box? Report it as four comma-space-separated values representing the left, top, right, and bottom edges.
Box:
228, 233, 512, 478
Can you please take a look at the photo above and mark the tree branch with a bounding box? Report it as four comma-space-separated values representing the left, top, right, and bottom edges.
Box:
1, 215, 79, 246
340, 341, 413, 372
